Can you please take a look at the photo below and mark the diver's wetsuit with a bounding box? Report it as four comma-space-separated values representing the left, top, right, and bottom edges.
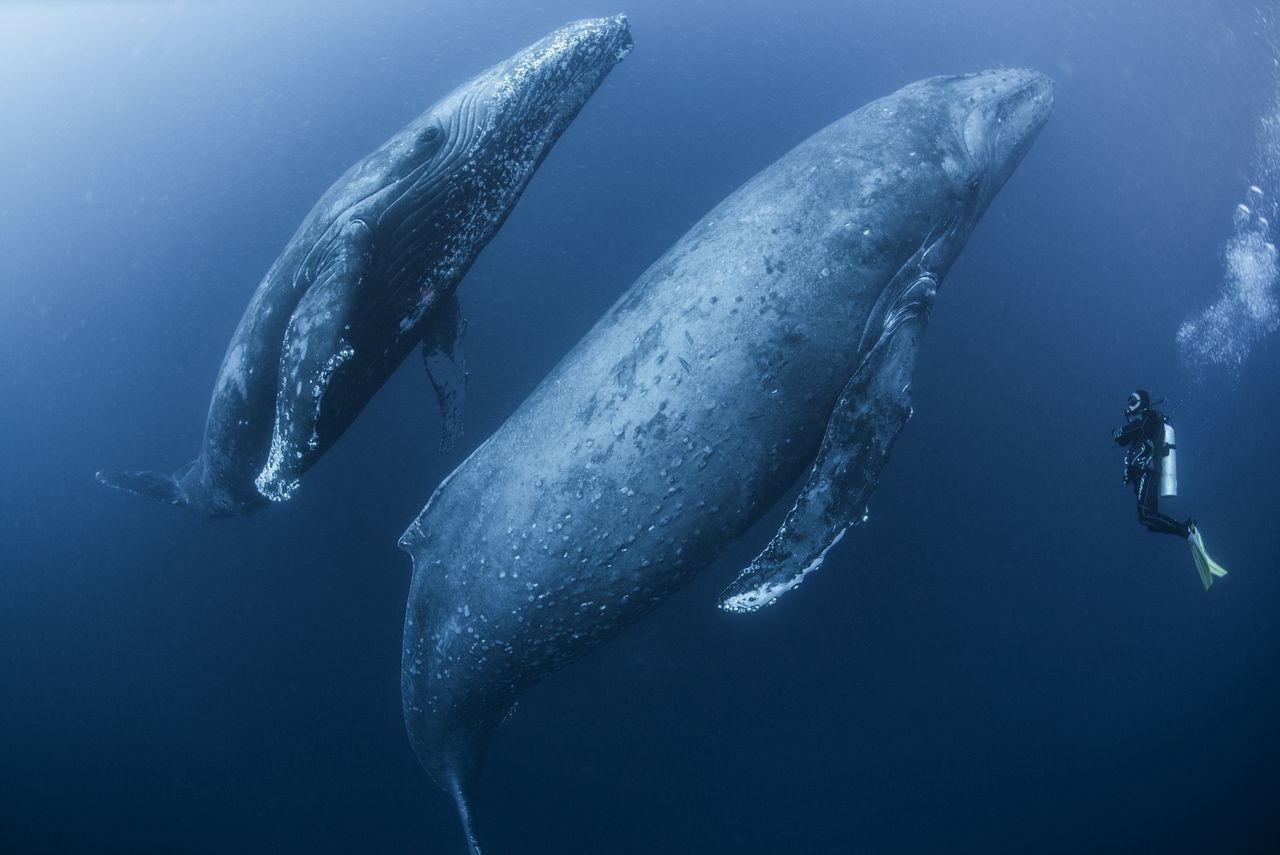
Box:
1113, 409, 1190, 539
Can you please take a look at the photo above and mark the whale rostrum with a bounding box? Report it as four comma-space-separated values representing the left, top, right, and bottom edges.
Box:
97, 16, 633, 517
400, 69, 1053, 851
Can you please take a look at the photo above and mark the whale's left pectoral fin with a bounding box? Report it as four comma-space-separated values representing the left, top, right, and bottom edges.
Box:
718, 317, 927, 614
255, 219, 374, 502
422, 291, 468, 452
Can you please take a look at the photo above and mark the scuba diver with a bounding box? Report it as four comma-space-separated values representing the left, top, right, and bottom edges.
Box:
1112, 389, 1227, 589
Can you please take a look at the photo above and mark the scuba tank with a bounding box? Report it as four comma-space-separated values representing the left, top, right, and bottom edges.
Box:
1160, 421, 1178, 497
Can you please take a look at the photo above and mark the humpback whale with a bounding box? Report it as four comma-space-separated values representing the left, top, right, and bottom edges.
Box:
401, 69, 1053, 851
97, 16, 633, 517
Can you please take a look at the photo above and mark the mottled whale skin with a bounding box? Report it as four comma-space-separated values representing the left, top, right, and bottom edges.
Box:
97, 16, 632, 517
401, 70, 1052, 850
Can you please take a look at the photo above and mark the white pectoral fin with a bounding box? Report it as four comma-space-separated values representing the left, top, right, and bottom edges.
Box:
256, 220, 374, 501
421, 291, 468, 452
717, 319, 924, 613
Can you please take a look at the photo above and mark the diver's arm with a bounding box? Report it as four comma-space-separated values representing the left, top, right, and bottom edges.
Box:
1112, 421, 1142, 445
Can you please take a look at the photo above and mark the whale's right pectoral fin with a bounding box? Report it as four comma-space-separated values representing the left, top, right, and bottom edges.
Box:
421, 291, 468, 452
718, 314, 927, 614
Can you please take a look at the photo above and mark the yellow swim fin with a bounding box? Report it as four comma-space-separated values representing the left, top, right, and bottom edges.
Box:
1188, 525, 1228, 590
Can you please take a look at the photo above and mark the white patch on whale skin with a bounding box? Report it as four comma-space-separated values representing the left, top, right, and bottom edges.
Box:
214, 344, 249, 399
254, 432, 300, 503
718, 525, 849, 614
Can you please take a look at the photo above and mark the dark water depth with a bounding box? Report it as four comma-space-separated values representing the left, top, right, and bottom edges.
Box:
2, 1, 1278, 852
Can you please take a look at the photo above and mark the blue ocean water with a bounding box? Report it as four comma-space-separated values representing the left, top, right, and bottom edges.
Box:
1, 0, 1278, 852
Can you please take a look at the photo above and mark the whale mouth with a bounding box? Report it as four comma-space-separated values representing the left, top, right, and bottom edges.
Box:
958, 68, 1054, 201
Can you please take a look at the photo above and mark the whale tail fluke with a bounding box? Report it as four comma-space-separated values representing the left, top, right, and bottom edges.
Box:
95, 467, 183, 506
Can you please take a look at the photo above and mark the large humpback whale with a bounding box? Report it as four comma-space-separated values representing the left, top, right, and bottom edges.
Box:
401, 69, 1053, 851
97, 16, 632, 517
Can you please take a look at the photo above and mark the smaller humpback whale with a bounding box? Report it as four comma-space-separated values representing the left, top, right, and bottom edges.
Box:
97, 16, 633, 516
399, 70, 1053, 852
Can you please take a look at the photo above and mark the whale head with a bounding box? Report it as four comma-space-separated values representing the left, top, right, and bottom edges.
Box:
413, 15, 632, 158
847, 68, 1052, 287
943, 68, 1054, 217
353, 13, 634, 345
369, 15, 634, 247
296, 15, 633, 301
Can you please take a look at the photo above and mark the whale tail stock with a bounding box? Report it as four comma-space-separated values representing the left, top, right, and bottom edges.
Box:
95, 466, 184, 506
421, 729, 490, 855
448, 768, 484, 855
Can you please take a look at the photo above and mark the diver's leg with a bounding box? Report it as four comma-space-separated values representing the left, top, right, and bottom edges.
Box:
1138, 471, 1190, 538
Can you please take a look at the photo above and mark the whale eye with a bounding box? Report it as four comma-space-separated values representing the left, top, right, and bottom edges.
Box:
417, 124, 445, 155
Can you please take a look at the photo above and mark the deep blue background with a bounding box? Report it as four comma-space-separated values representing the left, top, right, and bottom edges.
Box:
2, 1, 1278, 852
